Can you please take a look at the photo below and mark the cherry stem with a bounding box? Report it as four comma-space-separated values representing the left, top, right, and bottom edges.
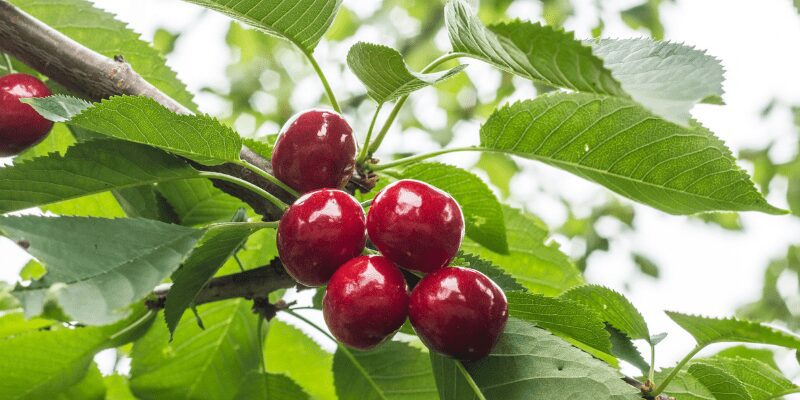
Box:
235, 159, 299, 198
303, 49, 341, 114
371, 146, 497, 171
282, 308, 337, 343
2, 52, 14, 73
357, 102, 383, 164
367, 52, 468, 157
651, 345, 702, 396
199, 171, 289, 212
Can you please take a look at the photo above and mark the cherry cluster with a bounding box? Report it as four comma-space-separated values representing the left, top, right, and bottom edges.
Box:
0, 73, 54, 156
273, 109, 508, 361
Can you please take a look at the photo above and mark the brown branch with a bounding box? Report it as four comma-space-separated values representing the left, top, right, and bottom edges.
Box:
0, 0, 292, 219
150, 260, 298, 308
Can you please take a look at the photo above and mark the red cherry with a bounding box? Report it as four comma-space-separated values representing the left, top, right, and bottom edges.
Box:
277, 189, 366, 286
367, 179, 464, 273
271, 109, 357, 193
0, 73, 54, 156
408, 267, 508, 361
323, 255, 409, 350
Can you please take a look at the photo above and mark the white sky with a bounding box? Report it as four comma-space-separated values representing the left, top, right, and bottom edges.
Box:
1, 0, 798, 392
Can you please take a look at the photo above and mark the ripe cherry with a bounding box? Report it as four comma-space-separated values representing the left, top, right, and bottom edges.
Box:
323, 255, 409, 350
409, 267, 508, 361
271, 109, 357, 193
0, 73, 54, 156
367, 179, 464, 273
277, 189, 366, 286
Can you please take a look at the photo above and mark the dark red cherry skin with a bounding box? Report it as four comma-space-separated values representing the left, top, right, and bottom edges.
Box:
277, 189, 366, 286
0, 73, 54, 156
367, 179, 465, 273
323, 255, 409, 350
409, 267, 508, 361
271, 109, 357, 193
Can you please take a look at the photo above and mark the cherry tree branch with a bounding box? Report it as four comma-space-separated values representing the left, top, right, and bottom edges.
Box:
0, 0, 291, 219
150, 260, 298, 307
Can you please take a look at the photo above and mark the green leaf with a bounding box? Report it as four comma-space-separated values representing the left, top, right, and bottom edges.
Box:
457, 253, 525, 292
607, 325, 650, 373
396, 162, 507, 253
158, 179, 251, 227
461, 206, 583, 295
264, 320, 336, 400
179, 0, 343, 52
0, 139, 198, 214
713, 346, 778, 369
9, 0, 195, 109
429, 353, 485, 400
44, 193, 128, 219
16, 124, 75, 162
666, 312, 800, 350
687, 363, 752, 400
347, 42, 466, 103
654, 368, 714, 400
104, 375, 137, 400
480, 93, 781, 215
112, 186, 176, 221
560, 285, 650, 342
28, 95, 242, 165
588, 39, 724, 125
333, 341, 438, 400
0, 215, 203, 325
57, 363, 106, 400
0, 312, 55, 339
445, 0, 724, 125
165, 223, 263, 336
233, 372, 310, 400
505, 291, 611, 354
462, 318, 638, 399
0, 325, 109, 399
131, 300, 261, 400
698, 357, 797, 400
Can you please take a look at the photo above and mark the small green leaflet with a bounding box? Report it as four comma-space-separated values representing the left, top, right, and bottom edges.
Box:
444, 0, 724, 125
233, 372, 310, 400
607, 325, 650, 373
27, 95, 242, 165
697, 357, 797, 400
164, 223, 263, 336
347, 42, 466, 104
560, 285, 650, 342
0, 216, 203, 325
687, 363, 752, 400
460, 206, 583, 296
180, 0, 342, 52
333, 341, 438, 400
505, 291, 612, 354
131, 300, 261, 400
397, 162, 508, 253
459, 318, 637, 399
0, 140, 198, 214
480, 93, 782, 215
0, 325, 109, 399
9, 0, 196, 109
666, 312, 800, 350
